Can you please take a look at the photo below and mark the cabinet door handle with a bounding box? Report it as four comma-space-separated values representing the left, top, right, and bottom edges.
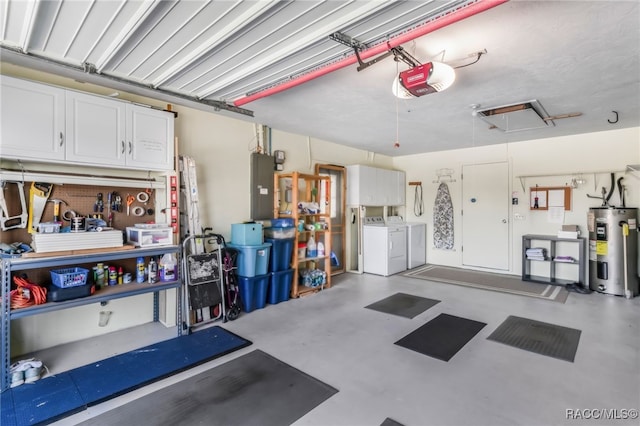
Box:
121, 141, 125, 154
128, 141, 132, 155
59, 132, 64, 147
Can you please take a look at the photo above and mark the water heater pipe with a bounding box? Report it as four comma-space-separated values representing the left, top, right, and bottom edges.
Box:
234, 0, 509, 106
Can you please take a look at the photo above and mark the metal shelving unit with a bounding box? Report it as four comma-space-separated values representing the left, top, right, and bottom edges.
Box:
522, 234, 586, 286
1, 245, 182, 391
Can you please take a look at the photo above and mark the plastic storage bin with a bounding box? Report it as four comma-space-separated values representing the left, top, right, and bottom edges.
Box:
231, 223, 263, 245
227, 242, 272, 277
126, 227, 172, 247
270, 218, 295, 228
47, 283, 95, 302
268, 269, 294, 304
237, 273, 269, 312
265, 238, 294, 272
50, 267, 89, 288
264, 226, 296, 239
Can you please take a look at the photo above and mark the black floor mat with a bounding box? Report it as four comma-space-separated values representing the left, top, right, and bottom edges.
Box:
78, 350, 337, 426
381, 417, 405, 426
487, 315, 581, 362
365, 292, 440, 319
395, 313, 487, 361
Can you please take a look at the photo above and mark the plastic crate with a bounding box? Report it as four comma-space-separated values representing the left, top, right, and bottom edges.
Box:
50, 267, 90, 288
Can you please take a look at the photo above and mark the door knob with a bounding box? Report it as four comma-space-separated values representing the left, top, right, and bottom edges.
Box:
502, 219, 507, 223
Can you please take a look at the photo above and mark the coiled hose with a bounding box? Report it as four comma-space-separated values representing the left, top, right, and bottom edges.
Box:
10, 275, 47, 309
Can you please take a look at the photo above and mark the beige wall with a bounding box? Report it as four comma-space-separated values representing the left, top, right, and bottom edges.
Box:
173, 108, 393, 240
394, 128, 640, 274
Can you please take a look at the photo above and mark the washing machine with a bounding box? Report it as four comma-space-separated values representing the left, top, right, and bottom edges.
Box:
363, 216, 407, 276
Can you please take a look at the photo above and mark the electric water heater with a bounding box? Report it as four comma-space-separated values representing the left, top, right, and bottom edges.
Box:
588, 207, 639, 296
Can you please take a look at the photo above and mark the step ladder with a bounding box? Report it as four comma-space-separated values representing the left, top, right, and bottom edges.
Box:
179, 156, 220, 325
178, 155, 203, 253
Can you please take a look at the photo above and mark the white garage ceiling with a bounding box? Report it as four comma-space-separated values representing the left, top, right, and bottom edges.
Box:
1, 0, 639, 157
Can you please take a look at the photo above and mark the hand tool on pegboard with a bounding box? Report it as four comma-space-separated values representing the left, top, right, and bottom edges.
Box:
126, 194, 135, 216
94, 192, 104, 213
47, 199, 67, 222
107, 192, 113, 227
27, 182, 53, 233
0, 181, 28, 231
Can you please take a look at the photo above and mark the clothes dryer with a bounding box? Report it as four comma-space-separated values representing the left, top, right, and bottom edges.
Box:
386, 216, 426, 270
405, 222, 426, 269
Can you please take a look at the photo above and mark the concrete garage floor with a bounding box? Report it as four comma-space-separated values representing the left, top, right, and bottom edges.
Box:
50, 271, 640, 426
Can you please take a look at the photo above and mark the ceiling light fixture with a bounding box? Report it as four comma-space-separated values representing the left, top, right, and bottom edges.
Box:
392, 61, 456, 98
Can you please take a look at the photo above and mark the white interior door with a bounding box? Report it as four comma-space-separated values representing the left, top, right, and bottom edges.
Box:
462, 162, 509, 270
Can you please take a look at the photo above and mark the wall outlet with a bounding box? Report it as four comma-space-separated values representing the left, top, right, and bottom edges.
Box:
514, 213, 525, 220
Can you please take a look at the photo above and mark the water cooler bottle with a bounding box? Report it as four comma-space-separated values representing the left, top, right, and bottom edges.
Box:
588, 207, 639, 296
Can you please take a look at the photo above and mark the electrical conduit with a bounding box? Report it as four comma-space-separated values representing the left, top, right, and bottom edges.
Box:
234, 0, 509, 106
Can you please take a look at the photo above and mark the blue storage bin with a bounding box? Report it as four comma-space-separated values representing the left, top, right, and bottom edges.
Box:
268, 269, 293, 304
265, 238, 294, 272
270, 218, 295, 228
231, 223, 263, 245
237, 273, 269, 312
227, 242, 271, 277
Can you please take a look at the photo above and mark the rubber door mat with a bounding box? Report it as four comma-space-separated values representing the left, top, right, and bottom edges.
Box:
487, 315, 581, 362
77, 350, 338, 426
365, 292, 441, 319
395, 313, 487, 361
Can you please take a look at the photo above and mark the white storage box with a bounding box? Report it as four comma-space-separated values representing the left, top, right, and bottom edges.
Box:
32, 230, 124, 253
126, 226, 173, 247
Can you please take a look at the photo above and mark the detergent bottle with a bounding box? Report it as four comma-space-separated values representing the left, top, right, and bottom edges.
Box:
307, 235, 317, 257
160, 253, 177, 281
317, 241, 325, 257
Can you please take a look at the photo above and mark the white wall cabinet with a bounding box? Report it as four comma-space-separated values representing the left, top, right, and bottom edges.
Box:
1, 76, 174, 171
347, 164, 405, 206
65, 91, 127, 166
126, 104, 175, 171
1, 75, 66, 161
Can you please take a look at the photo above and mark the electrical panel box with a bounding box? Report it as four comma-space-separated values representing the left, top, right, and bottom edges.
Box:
251, 153, 275, 220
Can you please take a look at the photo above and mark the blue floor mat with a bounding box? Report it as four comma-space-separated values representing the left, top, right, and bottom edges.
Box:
1, 326, 251, 425
4, 373, 85, 426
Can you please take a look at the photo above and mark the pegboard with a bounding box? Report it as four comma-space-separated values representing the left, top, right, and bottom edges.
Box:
1, 182, 160, 245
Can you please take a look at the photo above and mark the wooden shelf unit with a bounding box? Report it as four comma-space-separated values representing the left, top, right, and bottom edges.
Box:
274, 172, 332, 298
